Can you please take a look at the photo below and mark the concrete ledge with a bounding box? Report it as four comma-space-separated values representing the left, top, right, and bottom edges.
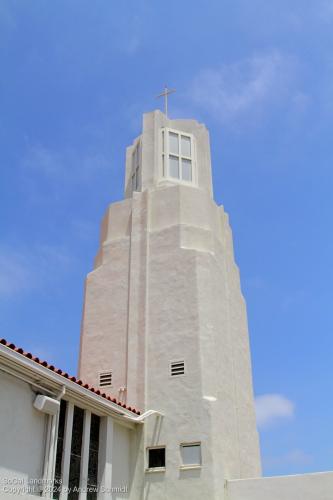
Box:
226, 471, 333, 500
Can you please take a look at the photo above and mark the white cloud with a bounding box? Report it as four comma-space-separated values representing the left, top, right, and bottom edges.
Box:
0, 250, 32, 298
22, 144, 110, 184
255, 393, 295, 428
189, 51, 302, 126
0, 245, 72, 299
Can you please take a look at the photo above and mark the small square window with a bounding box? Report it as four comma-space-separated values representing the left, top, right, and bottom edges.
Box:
180, 443, 201, 467
147, 447, 166, 470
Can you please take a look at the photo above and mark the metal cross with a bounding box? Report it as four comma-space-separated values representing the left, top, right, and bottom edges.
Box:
156, 85, 176, 118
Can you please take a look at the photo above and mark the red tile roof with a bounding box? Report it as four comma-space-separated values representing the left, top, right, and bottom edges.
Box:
0, 338, 140, 415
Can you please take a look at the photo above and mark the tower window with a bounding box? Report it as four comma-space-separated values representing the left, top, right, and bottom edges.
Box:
170, 360, 185, 377
99, 371, 112, 387
180, 443, 202, 467
161, 128, 194, 184
147, 447, 166, 470
131, 141, 141, 192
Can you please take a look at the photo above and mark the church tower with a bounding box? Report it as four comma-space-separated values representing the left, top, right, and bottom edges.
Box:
78, 110, 261, 499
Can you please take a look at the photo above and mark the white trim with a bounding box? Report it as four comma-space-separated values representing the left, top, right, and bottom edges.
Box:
42, 412, 59, 498
79, 410, 91, 500
179, 465, 202, 470
59, 402, 74, 500
0, 344, 138, 425
98, 416, 114, 500
160, 127, 197, 186
41, 415, 52, 498
0, 344, 165, 425
145, 467, 166, 473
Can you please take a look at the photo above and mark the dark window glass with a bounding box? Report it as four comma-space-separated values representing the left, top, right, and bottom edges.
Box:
87, 414, 100, 500
54, 400, 67, 499
148, 448, 165, 469
68, 406, 84, 500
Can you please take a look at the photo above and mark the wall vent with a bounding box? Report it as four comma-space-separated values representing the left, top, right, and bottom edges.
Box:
99, 371, 112, 387
170, 360, 185, 377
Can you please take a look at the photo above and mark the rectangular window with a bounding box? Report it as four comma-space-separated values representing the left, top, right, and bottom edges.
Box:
182, 159, 192, 181
99, 371, 112, 387
131, 141, 141, 193
87, 414, 100, 500
181, 135, 191, 157
180, 443, 201, 467
147, 447, 166, 470
132, 173, 136, 192
54, 400, 67, 499
54, 404, 101, 500
169, 132, 179, 154
68, 406, 84, 500
135, 166, 139, 190
169, 155, 179, 178
170, 360, 185, 377
162, 128, 194, 184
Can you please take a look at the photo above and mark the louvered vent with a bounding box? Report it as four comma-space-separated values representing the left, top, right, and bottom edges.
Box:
99, 371, 112, 387
170, 360, 185, 377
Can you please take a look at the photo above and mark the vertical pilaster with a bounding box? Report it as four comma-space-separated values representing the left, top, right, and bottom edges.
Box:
79, 410, 91, 500
60, 402, 74, 500
98, 416, 114, 500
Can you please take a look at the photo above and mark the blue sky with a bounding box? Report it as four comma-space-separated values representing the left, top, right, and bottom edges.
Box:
1, 0, 333, 477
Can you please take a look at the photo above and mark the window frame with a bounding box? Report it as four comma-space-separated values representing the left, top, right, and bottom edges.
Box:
53, 402, 101, 500
131, 140, 141, 193
145, 445, 166, 473
179, 442, 202, 470
160, 127, 197, 186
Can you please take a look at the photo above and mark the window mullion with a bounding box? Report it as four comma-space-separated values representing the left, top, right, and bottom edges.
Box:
59, 402, 74, 500
78, 411, 91, 500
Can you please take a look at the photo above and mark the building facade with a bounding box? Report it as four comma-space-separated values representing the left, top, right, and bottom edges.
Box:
0, 110, 332, 500
0, 339, 143, 500
79, 110, 261, 499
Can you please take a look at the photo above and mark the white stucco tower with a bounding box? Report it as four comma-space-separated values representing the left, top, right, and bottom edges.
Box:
79, 110, 261, 499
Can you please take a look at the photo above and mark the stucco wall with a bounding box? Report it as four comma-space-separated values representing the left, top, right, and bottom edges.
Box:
79, 112, 261, 499
0, 372, 46, 497
112, 424, 131, 499
226, 472, 333, 500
